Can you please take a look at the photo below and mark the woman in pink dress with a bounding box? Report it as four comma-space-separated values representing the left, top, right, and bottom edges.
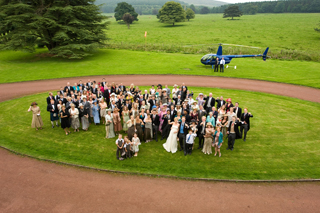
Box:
99, 83, 105, 93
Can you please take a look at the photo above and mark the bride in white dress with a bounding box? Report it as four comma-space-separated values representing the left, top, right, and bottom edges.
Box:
163, 117, 180, 153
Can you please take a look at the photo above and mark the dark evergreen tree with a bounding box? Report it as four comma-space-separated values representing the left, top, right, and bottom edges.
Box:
0, 0, 108, 59
114, 2, 138, 21
223, 5, 242, 20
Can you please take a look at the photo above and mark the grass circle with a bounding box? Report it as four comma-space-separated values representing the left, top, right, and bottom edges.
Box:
0, 86, 319, 180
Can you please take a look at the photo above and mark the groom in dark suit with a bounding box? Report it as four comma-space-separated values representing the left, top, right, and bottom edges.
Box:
178, 116, 189, 155
151, 109, 160, 142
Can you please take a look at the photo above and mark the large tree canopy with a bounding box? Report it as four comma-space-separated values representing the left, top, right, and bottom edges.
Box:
114, 2, 138, 21
223, 5, 243, 20
185, 8, 195, 21
158, 1, 185, 26
0, 0, 108, 59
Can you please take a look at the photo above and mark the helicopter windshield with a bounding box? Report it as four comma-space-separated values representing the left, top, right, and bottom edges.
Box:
201, 55, 215, 61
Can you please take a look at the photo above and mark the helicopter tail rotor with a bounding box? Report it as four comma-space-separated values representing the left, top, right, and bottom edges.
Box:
263, 47, 269, 61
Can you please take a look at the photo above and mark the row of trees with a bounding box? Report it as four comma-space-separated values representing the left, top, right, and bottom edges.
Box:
211, 0, 320, 14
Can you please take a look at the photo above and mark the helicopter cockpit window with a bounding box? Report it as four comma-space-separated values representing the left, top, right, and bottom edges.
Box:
201, 55, 212, 61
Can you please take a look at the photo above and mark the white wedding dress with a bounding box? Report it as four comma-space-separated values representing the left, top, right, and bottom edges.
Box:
163, 125, 178, 153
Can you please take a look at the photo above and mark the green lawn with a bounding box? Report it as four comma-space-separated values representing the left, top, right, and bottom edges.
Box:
107, 13, 320, 61
1, 49, 320, 88
1, 86, 319, 180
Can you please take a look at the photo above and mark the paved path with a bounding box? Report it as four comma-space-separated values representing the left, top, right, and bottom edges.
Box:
1, 75, 320, 212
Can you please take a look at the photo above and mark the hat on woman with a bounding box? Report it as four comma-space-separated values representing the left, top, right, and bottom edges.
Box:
106, 108, 112, 112
173, 84, 178, 87
226, 98, 232, 102
162, 89, 167, 92
191, 119, 196, 123
206, 122, 213, 127
111, 93, 116, 96
31, 102, 38, 106
199, 93, 204, 96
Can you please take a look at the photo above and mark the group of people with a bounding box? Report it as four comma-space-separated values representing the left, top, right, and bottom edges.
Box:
29, 78, 253, 159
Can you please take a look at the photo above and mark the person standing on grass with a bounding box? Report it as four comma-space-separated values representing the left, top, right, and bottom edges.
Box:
116, 134, 124, 160
60, 105, 70, 135
47, 98, 59, 128
220, 57, 225, 72
132, 133, 141, 156
185, 129, 197, 155
240, 108, 253, 142
214, 58, 219, 72
28, 102, 44, 131
202, 122, 214, 155
213, 126, 224, 157
69, 103, 80, 132
79, 104, 89, 131
227, 116, 240, 151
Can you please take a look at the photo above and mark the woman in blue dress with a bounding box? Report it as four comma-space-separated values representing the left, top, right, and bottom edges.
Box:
92, 101, 100, 125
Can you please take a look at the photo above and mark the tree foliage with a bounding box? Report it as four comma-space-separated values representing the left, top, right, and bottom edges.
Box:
0, 0, 108, 59
122, 13, 135, 29
243, 4, 258, 15
315, 22, 320, 33
158, 1, 186, 26
114, 2, 138, 21
189, 4, 196, 13
200, 6, 210, 14
186, 8, 195, 21
223, 5, 242, 20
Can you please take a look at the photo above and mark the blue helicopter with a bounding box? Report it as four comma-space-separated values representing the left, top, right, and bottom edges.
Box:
201, 44, 269, 69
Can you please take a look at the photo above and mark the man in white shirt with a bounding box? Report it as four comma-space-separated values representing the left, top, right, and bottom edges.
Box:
220, 57, 225, 72
186, 129, 197, 155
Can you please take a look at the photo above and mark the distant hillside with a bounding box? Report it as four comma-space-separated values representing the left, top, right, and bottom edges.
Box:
180, 0, 227, 7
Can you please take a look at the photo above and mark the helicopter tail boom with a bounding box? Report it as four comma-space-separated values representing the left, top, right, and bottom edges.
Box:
263, 47, 269, 61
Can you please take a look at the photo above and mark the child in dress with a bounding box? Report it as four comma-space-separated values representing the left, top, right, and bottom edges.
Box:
116, 134, 124, 160
132, 133, 141, 157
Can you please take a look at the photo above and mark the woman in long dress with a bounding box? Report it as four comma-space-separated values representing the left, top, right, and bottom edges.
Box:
28, 102, 43, 130
158, 106, 167, 132
69, 103, 80, 132
122, 106, 130, 132
99, 99, 107, 124
202, 122, 214, 155
144, 113, 153, 142
113, 108, 122, 135
126, 115, 135, 140
163, 117, 180, 153
135, 116, 144, 142
79, 104, 89, 131
92, 101, 100, 125
108, 110, 116, 138
60, 105, 70, 135
132, 133, 141, 157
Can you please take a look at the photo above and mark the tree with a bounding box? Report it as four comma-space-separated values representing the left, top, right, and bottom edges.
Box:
186, 8, 195, 21
200, 7, 210, 14
158, 1, 186, 26
189, 4, 196, 13
114, 2, 138, 21
0, 0, 108, 59
243, 4, 258, 15
274, 1, 285, 13
122, 13, 135, 29
223, 5, 243, 20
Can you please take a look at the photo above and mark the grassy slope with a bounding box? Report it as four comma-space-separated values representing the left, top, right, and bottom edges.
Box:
0, 49, 320, 88
108, 13, 320, 53
0, 86, 319, 180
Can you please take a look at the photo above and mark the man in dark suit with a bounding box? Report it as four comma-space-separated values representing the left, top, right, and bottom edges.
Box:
198, 105, 207, 121
183, 109, 191, 123
227, 116, 241, 150
142, 90, 149, 101
64, 82, 74, 92
204, 93, 215, 113
124, 100, 132, 111
78, 80, 84, 88
178, 117, 189, 155
174, 95, 182, 106
181, 87, 187, 101
234, 102, 242, 119
47, 98, 59, 128
103, 86, 110, 105
149, 95, 157, 108
119, 83, 126, 93
46, 92, 55, 105
214, 58, 219, 72
216, 96, 226, 109
169, 105, 176, 121
197, 116, 207, 149
240, 108, 253, 142
151, 109, 160, 142
55, 91, 61, 101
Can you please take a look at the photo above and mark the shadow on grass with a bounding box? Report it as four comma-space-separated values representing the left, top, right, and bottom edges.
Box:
161, 24, 187, 28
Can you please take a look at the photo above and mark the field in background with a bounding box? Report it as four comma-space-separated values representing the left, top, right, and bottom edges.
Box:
1, 49, 320, 88
0, 87, 319, 180
106, 13, 320, 61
